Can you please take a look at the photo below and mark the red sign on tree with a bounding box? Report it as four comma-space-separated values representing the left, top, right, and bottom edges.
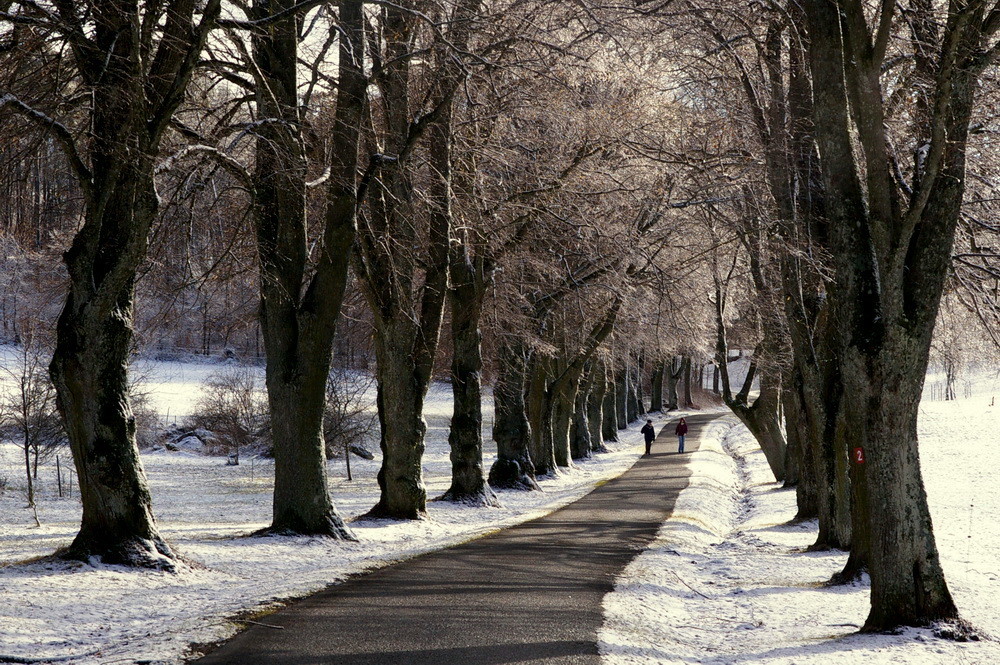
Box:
853, 447, 865, 464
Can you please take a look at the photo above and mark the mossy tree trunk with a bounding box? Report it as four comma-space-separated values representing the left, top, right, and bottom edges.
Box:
587, 362, 608, 452
43, 0, 221, 568
489, 340, 537, 490
801, 0, 991, 627
649, 358, 664, 412
252, 0, 364, 538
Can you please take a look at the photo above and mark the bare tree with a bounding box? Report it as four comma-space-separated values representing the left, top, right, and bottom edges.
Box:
797, 0, 1000, 630
194, 365, 267, 465
2, 0, 222, 568
4, 331, 64, 526
243, 0, 367, 537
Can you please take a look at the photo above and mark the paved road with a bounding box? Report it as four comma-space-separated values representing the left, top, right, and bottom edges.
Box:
196, 413, 722, 665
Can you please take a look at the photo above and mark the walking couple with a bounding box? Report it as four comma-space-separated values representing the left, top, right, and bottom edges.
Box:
640, 417, 688, 455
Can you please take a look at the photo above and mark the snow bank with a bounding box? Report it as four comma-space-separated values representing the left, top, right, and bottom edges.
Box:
601, 401, 1000, 665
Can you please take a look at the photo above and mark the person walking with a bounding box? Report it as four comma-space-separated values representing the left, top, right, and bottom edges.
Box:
675, 417, 688, 453
641, 419, 656, 456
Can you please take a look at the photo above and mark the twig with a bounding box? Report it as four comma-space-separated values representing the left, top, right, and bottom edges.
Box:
672, 570, 711, 599
243, 619, 284, 629
675, 624, 742, 633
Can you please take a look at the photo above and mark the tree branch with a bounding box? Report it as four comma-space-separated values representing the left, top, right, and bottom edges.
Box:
0, 93, 92, 201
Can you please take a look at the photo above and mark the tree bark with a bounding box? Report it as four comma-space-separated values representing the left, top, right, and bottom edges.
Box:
626, 358, 639, 423
588, 366, 607, 452
802, 0, 980, 627
526, 353, 557, 477
357, 3, 457, 519
665, 357, 680, 411
713, 263, 786, 482
634, 354, 645, 417
488, 340, 537, 490
252, 0, 362, 538
48, 0, 222, 568
782, 366, 819, 519
681, 356, 694, 408
649, 358, 664, 412
615, 364, 628, 429
601, 365, 619, 442
368, 320, 435, 518
570, 379, 591, 460
442, 244, 498, 505
551, 372, 578, 468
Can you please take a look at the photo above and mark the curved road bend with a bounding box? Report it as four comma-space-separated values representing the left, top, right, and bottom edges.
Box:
195, 412, 725, 665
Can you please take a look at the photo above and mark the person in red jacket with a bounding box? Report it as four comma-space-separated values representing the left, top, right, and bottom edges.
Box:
675, 418, 688, 453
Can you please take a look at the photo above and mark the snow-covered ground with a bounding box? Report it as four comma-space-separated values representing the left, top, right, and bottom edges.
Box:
5, 348, 1000, 665
601, 389, 1000, 664
0, 354, 679, 664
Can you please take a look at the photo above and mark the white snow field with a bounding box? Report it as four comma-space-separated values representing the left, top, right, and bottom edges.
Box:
601, 391, 1000, 664
0, 354, 678, 664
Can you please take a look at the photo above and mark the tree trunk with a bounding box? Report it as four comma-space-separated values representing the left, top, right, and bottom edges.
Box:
488, 340, 537, 490
570, 380, 591, 460
268, 378, 351, 536
588, 362, 608, 452
51, 254, 174, 568
251, 0, 362, 538
601, 367, 619, 442
626, 358, 639, 423
357, 0, 452, 520
45, 0, 222, 569
615, 365, 628, 429
717, 353, 787, 483
682, 356, 694, 408
634, 354, 645, 417
369, 322, 432, 518
527, 353, 557, 477
442, 242, 498, 506
850, 331, 952, 626
802, 0, 975, 627
714, 275, 786, 482
649, 358, 664, 412
50, 156, 173, 568
665, 357, 680, 411
782, 367, 818, 519
551, 374, 578, 468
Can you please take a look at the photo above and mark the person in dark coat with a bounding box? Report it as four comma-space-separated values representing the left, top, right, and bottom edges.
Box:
641, 419, 656, 456
675, 417, 688, 453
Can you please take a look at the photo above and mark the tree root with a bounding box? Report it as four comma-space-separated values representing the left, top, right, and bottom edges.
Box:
354, 502, 426, 522
932, 619, 983, 642
488, 458, 540, 491
252, 514, 357, 541
434, 488, 502, 507
58, 534, 179, 571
